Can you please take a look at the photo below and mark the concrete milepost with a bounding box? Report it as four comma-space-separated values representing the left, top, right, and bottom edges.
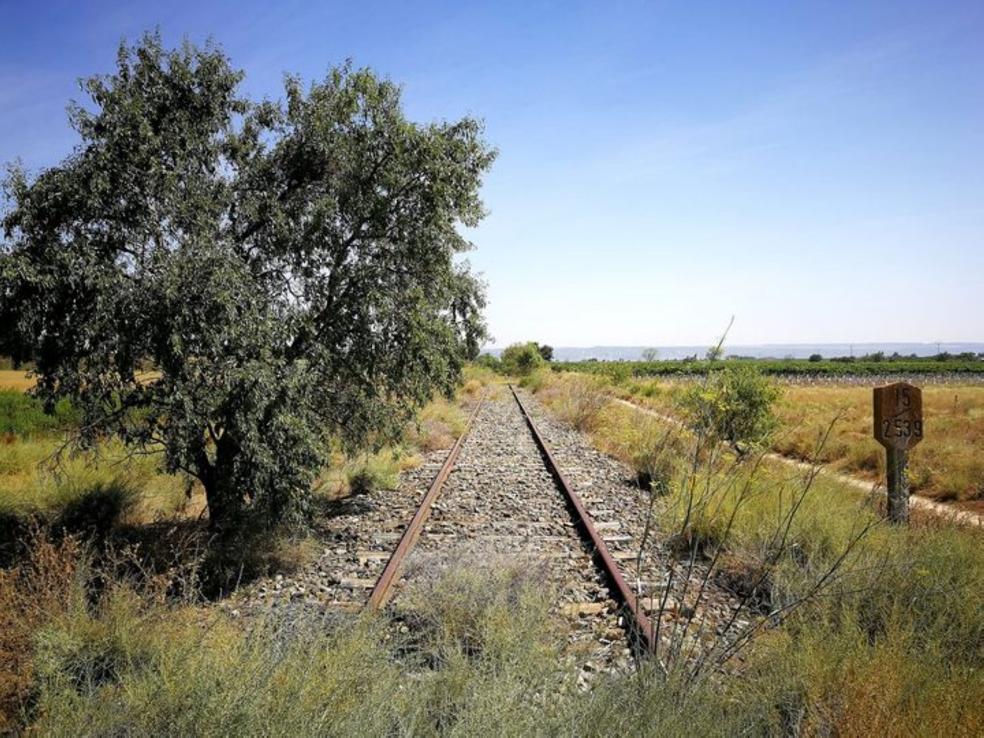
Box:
873, 382, 924, 523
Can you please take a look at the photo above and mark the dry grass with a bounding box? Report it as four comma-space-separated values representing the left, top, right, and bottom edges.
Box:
611, 377, 984, 504
315, 447, 421, 501
0, 535, 84, 731
0, 535, 576, 736
532, 369, 984, 736
773, 384, 984, 503
461, 363, 498, 394
406, 396, 467, 452
0, 438, 196, 524
3, 367, 983, 735
0, 371, 35, 392
534, 372, 608, 431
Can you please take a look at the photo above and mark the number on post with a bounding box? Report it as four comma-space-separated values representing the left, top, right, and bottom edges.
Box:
873, 383, 924, 450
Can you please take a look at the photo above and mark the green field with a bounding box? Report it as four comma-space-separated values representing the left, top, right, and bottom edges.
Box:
553, 357, 984, 379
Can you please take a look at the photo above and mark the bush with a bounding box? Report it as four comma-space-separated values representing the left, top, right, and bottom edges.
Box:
518, 366, 552, 392
474, 353, 501, 372
629, 423, 688, 493
545, 375, 609, 432
0, 390, 78, 437
346, 454, 402, 496
679, 365, 780, 454
52, 482, 139, 544
406, 397, 467, 452
500, 342, 545, 376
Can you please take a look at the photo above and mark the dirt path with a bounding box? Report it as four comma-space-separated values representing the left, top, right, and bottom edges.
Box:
613, 398, 984, 527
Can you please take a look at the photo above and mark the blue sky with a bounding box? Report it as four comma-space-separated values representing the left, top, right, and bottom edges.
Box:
2, 1, 982, 347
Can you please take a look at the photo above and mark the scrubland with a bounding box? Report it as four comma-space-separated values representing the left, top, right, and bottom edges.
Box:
773, 384, 984, 505
596, 373, 984, 505
529, 370, 983, 735
2, 366, 982, 735
0, 371, 487, 735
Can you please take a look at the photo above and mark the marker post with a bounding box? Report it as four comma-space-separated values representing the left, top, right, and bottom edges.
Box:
872, 382, 924, 524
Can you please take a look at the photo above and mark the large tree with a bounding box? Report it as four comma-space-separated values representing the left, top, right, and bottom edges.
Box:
0, 34, 495, 530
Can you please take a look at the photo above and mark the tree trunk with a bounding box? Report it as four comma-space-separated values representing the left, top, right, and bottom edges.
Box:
199, 435, 241, 532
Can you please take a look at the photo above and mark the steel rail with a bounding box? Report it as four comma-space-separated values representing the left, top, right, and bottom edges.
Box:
365, 392, 487, 610
509, 384, 656, 654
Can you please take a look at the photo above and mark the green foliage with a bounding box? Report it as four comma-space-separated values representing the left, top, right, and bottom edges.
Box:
0, 34, 495, 532
0, 390, 78, 436
679, 365, 780, 453
499, 342, 545, 376
705, 344, 724, 362
346, 455, 401, 496
473, 353, 501, 372
517, 366, 552, 392
554, 357, 983, 377
535, 343, 553, 362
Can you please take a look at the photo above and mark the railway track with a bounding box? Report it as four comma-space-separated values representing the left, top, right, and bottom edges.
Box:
231, 382, 743, 677
367, 386, 654, 643
366, 384, 658, 675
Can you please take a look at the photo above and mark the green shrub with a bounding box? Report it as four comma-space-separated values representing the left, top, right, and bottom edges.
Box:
346, 454, 401, 495
473, 353, 501, 372
679, 365, 780, 454
52, 482, 139, 543
518, 366, 552, 392
0, 391, 78, 437
500, 342, 545, 376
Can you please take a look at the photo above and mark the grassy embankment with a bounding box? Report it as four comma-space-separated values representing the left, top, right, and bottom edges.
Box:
544, 357, 984, 507
524, 369, 983, 735
1, 367, 491, 732
0, 368, 482, 543
604, 374, 984, 505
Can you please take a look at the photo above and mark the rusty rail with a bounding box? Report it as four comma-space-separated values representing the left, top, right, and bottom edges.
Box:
509, 384, 656, 654
365, 392, 486, 610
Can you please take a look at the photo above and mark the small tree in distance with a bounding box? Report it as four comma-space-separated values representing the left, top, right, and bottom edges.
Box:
704, 344, 724, 362
0, 34, 495, 531
536, 343, 554, 362
641, 347, 660, 362
501, 342, 545, 376
680, 365, 780, 457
